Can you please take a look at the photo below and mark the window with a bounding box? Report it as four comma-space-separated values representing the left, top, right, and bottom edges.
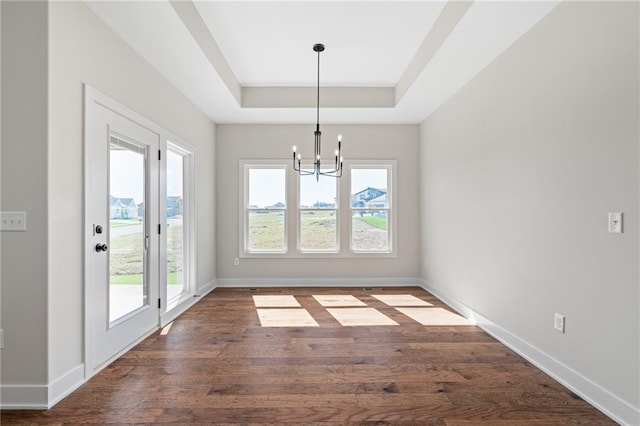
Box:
298, 173, 338, 252
244, 164, 287, 253
240, 160, 394, 257
350, 166, 392, 253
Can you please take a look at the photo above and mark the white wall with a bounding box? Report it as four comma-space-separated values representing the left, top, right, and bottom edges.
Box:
216, 124, 420, 284
1, 0, 216, 405
419, 2, 639, 423
1, 0, 49, 388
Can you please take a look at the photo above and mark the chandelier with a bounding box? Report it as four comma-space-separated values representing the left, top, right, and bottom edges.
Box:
292, 43, 343, 180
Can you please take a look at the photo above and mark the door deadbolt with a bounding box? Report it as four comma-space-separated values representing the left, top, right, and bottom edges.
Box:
95, 225, 103, 234
95, 243, 108, 252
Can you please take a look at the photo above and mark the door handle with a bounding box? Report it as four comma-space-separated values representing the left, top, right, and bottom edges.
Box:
95, 243, 108, 252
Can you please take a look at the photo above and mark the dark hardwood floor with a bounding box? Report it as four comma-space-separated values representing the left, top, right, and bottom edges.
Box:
2, 287, 614, 425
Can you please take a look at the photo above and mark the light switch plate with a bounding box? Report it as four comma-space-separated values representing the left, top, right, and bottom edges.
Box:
1, 211, 27, 231
608, 212, 622, 234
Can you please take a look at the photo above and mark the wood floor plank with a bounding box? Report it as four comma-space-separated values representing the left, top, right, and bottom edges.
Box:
1, 287, 615, 425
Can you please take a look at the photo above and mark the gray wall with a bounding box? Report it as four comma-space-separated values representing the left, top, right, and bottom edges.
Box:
216, 124, 420, 283
1, 0, 49, 387
2, 0, 216, 398
47, 0, 216, 383
420, 1, 639, 418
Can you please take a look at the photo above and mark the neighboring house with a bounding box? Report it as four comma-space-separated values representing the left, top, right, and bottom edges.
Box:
366, 193, 387, 209
167, 196, 183, 217
110, 196, 138, 219
268, 201, 285, 209
351, 187, 386, 208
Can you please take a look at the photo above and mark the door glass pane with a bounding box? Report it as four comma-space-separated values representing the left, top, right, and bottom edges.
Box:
167, 149, 184, 301
109, 137, 147, 323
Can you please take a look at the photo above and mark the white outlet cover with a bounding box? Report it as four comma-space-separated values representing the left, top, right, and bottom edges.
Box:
608, 212, 623, 233
554, 313, 565, 333
1, 211, 27, 231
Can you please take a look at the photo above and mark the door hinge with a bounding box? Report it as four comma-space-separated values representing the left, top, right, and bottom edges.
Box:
158, 298, 161, 309
158, 150, 161, 161
158, 224, 161, 234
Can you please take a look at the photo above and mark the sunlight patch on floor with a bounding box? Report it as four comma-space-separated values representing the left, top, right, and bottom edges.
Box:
253, 295, 301, 307
372, 294, 433, 307
312, 295, 367, 307
396, 307, 469, 326
256, 308, 319, 327
327, 307, 399, 326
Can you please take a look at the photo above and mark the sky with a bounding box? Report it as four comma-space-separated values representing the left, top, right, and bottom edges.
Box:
110, 148, 183, 204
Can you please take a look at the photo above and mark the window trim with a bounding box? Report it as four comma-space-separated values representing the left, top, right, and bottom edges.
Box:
240, 161, 289, 256
238, 159, 397, 259
349, 161, 396, 255
347, 161, 397, 257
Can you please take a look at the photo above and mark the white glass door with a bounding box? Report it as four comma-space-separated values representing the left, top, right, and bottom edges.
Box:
85, 98, 160, 372
166, 148, 186, 303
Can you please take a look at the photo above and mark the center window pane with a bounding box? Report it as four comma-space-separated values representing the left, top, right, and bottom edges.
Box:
299, 173, 337, 251
299, 173, 336, 208
300, 211, 337, 250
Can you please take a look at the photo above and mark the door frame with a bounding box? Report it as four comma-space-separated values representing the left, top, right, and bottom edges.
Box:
84, 86, 198, 378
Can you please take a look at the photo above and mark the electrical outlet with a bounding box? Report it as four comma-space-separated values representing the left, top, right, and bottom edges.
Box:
234, 258, 240, 266
1, 211, 27, 231
554, 313, 565, 333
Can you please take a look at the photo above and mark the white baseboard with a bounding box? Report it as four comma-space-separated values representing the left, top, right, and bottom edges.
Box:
215, 277, 420, 288
1, 364, 84, 409
420, 279, 640, 426
196, 279, 217, 296
0, 384, 48, 409
160, 280, 217, 327
47, 364, 85, 408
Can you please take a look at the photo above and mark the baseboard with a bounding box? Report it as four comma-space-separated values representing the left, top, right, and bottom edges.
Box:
420, 279, 640, 426
215, 277, 420, 288
196, 279, 217, 297
1, 364, 85, 409
47, 364, 85, 408
0, 384, 48, 409
160, 280, 217, 327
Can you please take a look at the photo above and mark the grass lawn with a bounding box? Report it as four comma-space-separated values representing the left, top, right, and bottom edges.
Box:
249, 210, 388, 251
354, 215, 387, 230
110, 223, 183, 282
110, 271, 181, 285
248, 211, 285, 250
110, 219, 142, 228
300, 211, 336, 249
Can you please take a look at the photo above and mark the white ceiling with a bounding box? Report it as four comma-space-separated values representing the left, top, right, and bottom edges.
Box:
85, 1, 559, 124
